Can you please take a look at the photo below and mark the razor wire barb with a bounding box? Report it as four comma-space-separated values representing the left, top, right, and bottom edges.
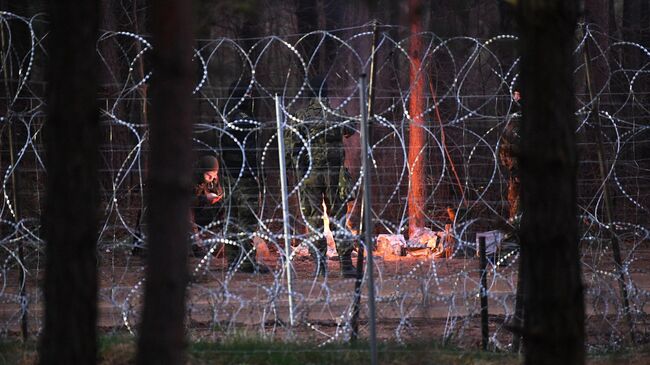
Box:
0, 12, 650, 351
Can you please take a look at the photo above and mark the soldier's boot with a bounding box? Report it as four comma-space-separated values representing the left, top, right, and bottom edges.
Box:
339, 253, 356, 278
312, 252, 328, 277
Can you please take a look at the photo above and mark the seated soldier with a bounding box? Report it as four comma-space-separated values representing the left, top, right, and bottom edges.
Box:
190, 154, 224, 257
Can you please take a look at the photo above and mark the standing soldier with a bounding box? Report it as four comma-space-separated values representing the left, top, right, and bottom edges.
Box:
220, 81, 269, 274
288, 76, 357, 278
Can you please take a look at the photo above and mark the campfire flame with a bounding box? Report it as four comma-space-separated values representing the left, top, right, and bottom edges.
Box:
322, 200, 358, 250
322, 200, 336, 249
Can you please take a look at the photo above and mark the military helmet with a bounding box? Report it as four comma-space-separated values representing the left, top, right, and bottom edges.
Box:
198, 155, 219, 172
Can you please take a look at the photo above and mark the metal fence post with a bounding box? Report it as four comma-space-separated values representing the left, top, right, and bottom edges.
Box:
360, 74, 377, 365
275, 95, 294, 327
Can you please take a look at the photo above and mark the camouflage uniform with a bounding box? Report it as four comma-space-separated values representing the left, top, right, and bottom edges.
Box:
289, 98, 355, 264
499, 115, 521, 221
192, 170, 224, 228
187, 156, 225, 258
221, 110, 261, 270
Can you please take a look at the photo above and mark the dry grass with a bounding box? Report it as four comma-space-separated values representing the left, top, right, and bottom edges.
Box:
1, 336, 649, 365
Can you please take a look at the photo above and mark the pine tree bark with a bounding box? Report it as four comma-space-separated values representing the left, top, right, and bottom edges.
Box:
517, 1, 585, 364
135, 0, 194, 364
38, 1, 100, 364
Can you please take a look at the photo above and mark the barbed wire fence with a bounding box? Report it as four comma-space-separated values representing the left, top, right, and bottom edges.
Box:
1, 11, 650, 352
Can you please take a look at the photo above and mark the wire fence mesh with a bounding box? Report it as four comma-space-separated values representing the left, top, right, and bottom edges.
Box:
1, 12, 650, 351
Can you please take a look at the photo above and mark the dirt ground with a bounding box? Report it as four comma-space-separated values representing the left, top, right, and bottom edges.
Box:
1, 242, 650, 352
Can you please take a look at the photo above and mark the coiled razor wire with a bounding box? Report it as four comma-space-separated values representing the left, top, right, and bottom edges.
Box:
1, 13, 650, 351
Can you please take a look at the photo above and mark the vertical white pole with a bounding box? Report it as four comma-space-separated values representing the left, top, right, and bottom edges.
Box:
275, 94, 294, 326
359, 75, 377, 365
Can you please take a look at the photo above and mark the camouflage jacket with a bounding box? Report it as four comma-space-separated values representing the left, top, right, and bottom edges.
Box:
499, 116, 520, 173
193, 173, 224, 207
287, 98, 354, 171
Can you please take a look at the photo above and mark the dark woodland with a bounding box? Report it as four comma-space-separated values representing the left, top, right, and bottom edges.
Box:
0, 1, 649, 365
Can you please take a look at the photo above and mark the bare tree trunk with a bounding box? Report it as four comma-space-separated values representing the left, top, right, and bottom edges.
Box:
135, 0, 194, 364
517, 1, 585, 364
38, 1, 100, 364
407, 0, 427, 238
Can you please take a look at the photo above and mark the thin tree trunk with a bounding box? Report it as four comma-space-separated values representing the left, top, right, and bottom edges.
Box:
135, 0, 194, 364
407, 0, 427, 238
517, 1, 585, 364
39, 1, 100, 364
